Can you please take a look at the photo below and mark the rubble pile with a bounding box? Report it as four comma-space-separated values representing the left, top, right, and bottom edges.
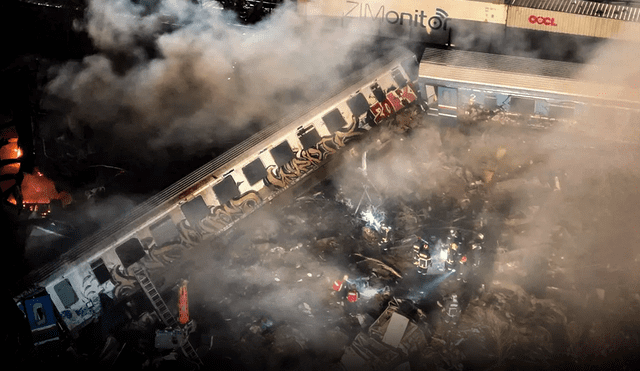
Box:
23, 103, 640, 371
171, 110, 526, 370
185, 108, 640, 371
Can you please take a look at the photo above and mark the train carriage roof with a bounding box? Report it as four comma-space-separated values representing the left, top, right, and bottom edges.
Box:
419, 47, 640, 108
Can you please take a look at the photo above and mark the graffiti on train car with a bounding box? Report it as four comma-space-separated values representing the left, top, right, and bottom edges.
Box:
141, 237, 184, 267
81, 273, 101, 302
265, 147, 325, 189
267, 118, 365, 189
174, 191, 263, 248
267, 83, 418, 188
200, 191, 262, 233
370, 84, 418, 124
111, 264, 137, 299
178, 219, 203, 248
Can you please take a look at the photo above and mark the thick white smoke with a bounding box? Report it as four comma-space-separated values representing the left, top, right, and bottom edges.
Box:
46, 0, 379, 162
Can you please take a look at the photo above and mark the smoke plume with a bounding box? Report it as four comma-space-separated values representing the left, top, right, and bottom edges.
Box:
45, 0, 379, 165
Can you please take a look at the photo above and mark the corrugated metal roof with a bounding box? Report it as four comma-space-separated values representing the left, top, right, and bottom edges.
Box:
509, 0, 640, 22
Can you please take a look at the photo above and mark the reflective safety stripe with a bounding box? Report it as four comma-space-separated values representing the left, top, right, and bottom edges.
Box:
332, 280, 344, 291
347, 291, 358, 302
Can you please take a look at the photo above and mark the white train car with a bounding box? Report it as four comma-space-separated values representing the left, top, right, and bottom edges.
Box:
14, 50, 421, 337
417, 47, 640, 130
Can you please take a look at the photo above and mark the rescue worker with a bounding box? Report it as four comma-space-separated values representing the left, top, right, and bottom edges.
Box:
332, 275, 349, 292
443, 294, 460, 324
413, 239, 432, 275
446, 240, 462, 272
457, 255, 468, 282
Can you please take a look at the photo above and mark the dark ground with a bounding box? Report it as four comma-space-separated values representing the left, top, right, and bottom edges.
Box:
3, 1, 640, 370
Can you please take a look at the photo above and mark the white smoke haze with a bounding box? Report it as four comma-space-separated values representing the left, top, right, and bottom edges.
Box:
179, 204, 372, 361
450, 19, 603, 63
324, 28, 640, 363
41, 2, 640, 364
465, 33, 640, 363
46, 0, 380, 163
85, 0, 162, 52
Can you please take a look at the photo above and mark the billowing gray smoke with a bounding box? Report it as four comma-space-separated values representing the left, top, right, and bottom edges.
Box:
46, 0, 379, 163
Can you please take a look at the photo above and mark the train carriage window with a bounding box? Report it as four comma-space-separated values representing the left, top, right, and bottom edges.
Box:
242, 158, 266, 185
116, 238, 146, 268
213, 176, 241, 205
391, 67, 407, 87
54, 279, 78, 308
549, 105, 574, 119
534, 100, 550, 116
180, 195, 210, 227
150, 216, 180, 247
347, 93, 371, 118
297, 127, 321, 149
270, 141, 294, 167
370, 83, 386, 102
510, 97, 535, 115
438, 87, 457, 107
496, 94, 510, 110
322, 109, 348, 133
90, 258, 111, 285
485, 95, 498, 109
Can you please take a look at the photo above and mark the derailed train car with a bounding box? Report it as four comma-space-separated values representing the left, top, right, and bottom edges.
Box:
13, 50, 421, 337
416, 47, 640, 128
300, 0, 640, 61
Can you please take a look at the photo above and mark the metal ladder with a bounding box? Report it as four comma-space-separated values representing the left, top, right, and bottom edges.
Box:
132, 266, 203, 367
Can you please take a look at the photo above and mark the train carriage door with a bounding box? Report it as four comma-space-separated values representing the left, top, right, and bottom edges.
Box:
438, 87, 458, 126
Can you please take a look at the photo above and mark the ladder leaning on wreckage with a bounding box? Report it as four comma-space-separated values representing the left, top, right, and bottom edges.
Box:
13, 49, 423, 355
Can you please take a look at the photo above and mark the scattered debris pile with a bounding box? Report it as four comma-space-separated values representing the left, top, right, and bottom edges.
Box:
12, 87, 640, 371
340, 298, 428, 371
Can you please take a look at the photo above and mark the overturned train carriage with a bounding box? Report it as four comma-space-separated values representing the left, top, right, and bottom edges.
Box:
417, 47, 640, 129
13, 50, 420, 335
